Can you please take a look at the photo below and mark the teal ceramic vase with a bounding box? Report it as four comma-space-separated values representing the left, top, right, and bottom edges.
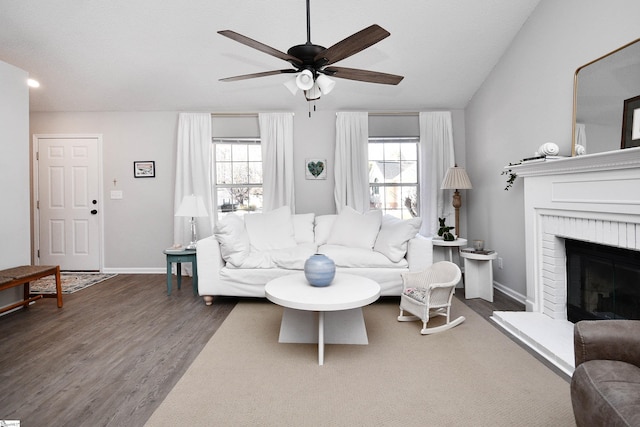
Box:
304, 254, 336, 287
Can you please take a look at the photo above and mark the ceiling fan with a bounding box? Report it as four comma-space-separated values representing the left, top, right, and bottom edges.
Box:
218, 0, 404, 102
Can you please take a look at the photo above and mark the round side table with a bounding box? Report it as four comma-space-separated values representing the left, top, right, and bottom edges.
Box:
432, 237, 468, 262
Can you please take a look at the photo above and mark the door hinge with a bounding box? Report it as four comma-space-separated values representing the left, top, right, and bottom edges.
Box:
37, 200, 39, 209
37, 249, 40, 258
36, 151, 39, 161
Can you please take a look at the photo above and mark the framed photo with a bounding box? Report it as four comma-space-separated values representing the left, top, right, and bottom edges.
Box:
621, 95, 640, 149
133, 161, 155, 178
305, 158, 327, 180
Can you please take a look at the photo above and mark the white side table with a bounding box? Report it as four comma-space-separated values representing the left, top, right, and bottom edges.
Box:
432, 237, 467, 262
459, 250, 498, 302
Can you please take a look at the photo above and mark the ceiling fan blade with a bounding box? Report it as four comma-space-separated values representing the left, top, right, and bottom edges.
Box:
218, 30, 303, 66
323, 67, 404, 85
220, 69, 297, 82
314, 24, 390, 66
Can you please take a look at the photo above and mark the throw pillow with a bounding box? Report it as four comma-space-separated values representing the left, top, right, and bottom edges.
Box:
243, 206, 297, 251
292, 213, 315, 244
213, 214, 250, 267
374, 215, 422, 262
327, 207, 382, 249
314, 215, 337, 245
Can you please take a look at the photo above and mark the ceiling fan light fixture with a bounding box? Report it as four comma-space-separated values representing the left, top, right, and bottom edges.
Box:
316, 74, 335, 95
296, 69, 314, 90
284, 76, 299, 95
304, 82, 321, 101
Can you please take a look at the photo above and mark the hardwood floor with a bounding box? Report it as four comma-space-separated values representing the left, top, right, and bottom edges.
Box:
0, 274, 236, 427
0, 274, 526, 426
455, 286, 525, 319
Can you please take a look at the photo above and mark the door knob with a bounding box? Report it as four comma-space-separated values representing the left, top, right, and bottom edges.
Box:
91, 209, 98, 215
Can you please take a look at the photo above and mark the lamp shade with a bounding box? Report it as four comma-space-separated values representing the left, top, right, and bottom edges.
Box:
295, 69, 314, 90
304, 82, 321, 101
283, 76, 299, 95
175, 194, 208, 217
316, 74, 335, 95
441, 166, 472, 190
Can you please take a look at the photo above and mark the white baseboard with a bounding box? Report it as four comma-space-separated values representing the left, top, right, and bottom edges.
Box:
493, 280, 526, 305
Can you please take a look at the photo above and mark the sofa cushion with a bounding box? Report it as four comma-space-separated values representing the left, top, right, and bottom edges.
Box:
318, 244, 408, 268
244, 206, 296, 251
213, 214, 250, 267
374, 215, 422, 262
314, 215, 337, 245
272, 243, 318, 269
293, 213, 315, 244
232, 243, 317, 270
327, 207, 382, 249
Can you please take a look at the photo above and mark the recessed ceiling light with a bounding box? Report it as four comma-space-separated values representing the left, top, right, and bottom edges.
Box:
27, 78, 40, 88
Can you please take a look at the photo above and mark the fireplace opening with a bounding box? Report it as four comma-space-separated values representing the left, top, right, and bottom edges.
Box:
566, 239, 640, 323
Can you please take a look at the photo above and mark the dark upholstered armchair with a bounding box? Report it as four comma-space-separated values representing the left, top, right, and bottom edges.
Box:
570, 320, 640, 427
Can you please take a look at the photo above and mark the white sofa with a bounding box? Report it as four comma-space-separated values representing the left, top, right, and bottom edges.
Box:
196, 206, 433, 305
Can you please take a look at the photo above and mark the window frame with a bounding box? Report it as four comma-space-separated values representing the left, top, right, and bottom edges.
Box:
368, 136, 420, 219
212, 137, 263, 219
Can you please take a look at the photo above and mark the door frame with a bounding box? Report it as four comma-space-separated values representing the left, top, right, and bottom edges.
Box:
32, 134, 105, 271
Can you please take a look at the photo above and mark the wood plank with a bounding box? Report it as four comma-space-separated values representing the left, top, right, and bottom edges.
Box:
0, 274, 236, 426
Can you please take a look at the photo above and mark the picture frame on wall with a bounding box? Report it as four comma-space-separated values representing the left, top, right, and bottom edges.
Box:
621, 95, 640, 149
133, 161, 155, 178
305, 158, 327, 180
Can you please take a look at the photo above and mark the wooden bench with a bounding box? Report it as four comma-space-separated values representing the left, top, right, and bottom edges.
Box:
0, 265, 62, 314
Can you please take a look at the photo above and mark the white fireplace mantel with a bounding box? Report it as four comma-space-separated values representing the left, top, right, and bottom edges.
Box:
506, 146, 640, 177
493, 147, 640, 376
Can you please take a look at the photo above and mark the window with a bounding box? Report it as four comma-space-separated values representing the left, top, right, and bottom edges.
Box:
213, 138, 263, 218
368, 137, 419, 219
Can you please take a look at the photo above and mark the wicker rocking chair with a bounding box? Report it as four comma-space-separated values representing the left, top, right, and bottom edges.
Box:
397, 261, 465, 335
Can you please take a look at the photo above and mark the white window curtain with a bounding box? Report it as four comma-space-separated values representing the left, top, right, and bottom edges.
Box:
334, 112, 369, 213
419, 111, 455, 236
259, 112, 295, 213
173, 113, 214, 274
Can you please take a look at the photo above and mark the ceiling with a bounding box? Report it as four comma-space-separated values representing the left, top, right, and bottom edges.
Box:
0, 0, 541, 113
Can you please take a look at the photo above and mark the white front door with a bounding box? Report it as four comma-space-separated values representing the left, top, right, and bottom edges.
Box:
35, 135, 102, 271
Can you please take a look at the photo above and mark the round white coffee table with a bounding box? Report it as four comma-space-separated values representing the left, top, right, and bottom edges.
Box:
265, 273, 380, 365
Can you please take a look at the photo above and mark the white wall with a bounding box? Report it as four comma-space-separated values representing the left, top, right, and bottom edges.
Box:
0, 60, 30, 309
465, 0, 640, 300
31, 107, 466, 271
30, 112, 178, 272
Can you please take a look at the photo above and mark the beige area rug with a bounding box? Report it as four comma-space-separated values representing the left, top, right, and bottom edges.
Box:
29, 272, 117, 294
145, 298, 574, 426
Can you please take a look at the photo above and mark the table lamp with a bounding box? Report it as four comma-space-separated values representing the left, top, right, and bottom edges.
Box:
440, 165, 472, 238
175, 194, 208, 249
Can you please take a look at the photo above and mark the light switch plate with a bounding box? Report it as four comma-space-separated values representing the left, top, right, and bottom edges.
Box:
110, 190, 123, 200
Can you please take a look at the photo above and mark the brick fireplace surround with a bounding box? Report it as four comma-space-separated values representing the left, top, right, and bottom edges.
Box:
491, 147, 640, 376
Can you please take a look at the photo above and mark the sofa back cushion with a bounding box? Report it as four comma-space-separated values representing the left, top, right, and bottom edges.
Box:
213, 214, 250, 267
327, 207, 382, 249
293, 213, 315, 244
314, 214, 337, 245
374, 215, 422, 262
244, 206, 297, 251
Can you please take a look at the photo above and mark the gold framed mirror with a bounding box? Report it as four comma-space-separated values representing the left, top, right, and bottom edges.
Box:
572, 38, 640, 156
